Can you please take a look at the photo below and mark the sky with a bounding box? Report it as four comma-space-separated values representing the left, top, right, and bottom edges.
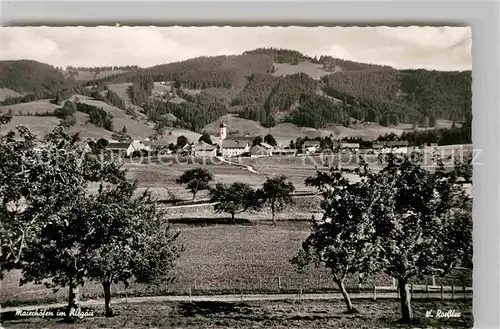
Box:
0, 26, 472, 71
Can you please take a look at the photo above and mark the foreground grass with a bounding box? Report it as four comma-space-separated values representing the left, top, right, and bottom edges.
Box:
1, 299, 473, 329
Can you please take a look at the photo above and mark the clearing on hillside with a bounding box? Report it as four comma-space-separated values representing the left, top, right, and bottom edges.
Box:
0, 112, 115, 140
106, 83, 146, 115
272, 60, 331, 80
70, 95, 155, 139
204, 114, 268, 137
66, 69, 129, 81
0, 99, 59, 115
0, 88, 23, 101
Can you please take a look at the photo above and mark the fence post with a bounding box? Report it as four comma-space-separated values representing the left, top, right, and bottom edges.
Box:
440, 284, 444, 300
392, 277, 396, 288
463, 284, 466, 299
410, 284, 414, 298
278, 276, 282, 291
299, 288, 303, 303
372, 284, 377, 301
240, 288, 243, 302
259, 277, 262, 291
425, 284, 429, 299
189, 287, 192, 303
432, 275, 436, 286
194, 279, 197, 291
451, 283, 455, 301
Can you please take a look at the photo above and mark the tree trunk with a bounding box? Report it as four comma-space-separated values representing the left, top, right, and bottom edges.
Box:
66, 278, 81, 321
103, 281, 114, 317
271, 203, 276, 225
192, 192, 196, 201
398, 277, 413, 322
335, 279, 357, 313
231, 213, 235, 224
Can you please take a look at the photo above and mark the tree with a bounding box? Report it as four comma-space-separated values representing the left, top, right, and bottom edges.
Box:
291, 164, 379, 313
96, 138, 109, 150
210, 182, 262, 223
429, 116, 437, 127
289, 140, 295, 149
258, 175, 295, 225
0, 127, 126, 319
176, 168, 214, 200
367, 153, 472, 322
252, 136, 263, 146
198, 133, 213, 145
121, 125, 127, 134
264, 133, 277, 147
0, 127, 183, 320
86, 181, 182, 317
177, 135, 189, 148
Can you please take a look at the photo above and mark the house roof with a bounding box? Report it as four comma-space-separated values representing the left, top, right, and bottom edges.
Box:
259, 142, 273, 149
222, 140, 249, 148
375, 140, 409, 147
250, 145, 268, 155
107, 142, 132, 150
303, 141, 321, 147
194, 141, 216, 151
226, 136, 254, 141
275, 148, 297, 154
340, 143, 360, 148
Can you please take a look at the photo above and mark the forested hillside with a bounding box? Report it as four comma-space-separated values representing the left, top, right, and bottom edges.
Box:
0, 48, 472, 135
0, 60, 70, 95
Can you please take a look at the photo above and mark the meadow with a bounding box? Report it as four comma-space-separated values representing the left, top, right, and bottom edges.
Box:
0, 150, 472, 307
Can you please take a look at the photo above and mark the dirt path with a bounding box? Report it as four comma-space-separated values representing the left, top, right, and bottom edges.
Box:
216, 156, 259, 173
0, 290, 472, 313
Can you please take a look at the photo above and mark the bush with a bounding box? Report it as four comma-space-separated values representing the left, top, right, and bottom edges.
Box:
59, 114, 76, 127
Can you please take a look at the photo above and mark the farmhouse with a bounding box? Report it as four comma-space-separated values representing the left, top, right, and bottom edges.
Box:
78, 141, 92, 153
177, 143, 192, 156
339, 142, 360, 151
106, 142, 136, 157
302, 141, 321, 154
274, 147, 297, 156
132, 140, 151, 152
250, 142, 273, 157
193, 141, 217, 157
372, 140, 409, 154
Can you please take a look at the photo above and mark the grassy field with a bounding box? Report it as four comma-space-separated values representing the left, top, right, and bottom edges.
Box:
0, 221, 472, 305
202, 115, 409, 145
0, 87, 23, 101
0, 299, 473, 328
0, 99, 60, 115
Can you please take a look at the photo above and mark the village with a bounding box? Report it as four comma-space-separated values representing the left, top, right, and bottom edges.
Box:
75, 122, 427, 159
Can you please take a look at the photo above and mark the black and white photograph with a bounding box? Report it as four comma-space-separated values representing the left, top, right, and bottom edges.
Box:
0, 25, 474, 328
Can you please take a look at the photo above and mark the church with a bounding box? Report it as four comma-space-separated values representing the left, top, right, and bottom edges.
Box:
217, 123, 252, 158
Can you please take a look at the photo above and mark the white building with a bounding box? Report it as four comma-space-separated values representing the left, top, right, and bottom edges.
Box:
217, 122, 251, 158
193, 141, 217, 157
107, 142, 136, 157
132, 140, 152, 152
220, 140, 250, 157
